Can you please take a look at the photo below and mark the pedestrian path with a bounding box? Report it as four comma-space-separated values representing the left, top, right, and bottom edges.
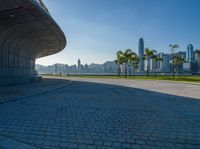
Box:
0, 78, 200, 148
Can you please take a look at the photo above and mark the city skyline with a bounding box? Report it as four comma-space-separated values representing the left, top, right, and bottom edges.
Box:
37, 0, 200, 66
36, 39, 200, 75
36, 41, 199, 66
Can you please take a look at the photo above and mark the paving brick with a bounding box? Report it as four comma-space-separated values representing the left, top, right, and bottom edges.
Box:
0, 79, 200, 149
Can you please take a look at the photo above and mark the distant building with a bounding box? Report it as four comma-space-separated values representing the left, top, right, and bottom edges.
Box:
84, 64, 89, 72
173, 51, 186, 73
186, 44, 194, 62
149, 58, 156, 71
193, 50, 200, 72
177, 51, 186, 59
70, 65, 77, 72
77, 59, 85, 72
144, 60, 148, 71
183, 62, 192, 72
194, 50, 200, 64
157, 53, 164, 71
154, 53, 170, 73
162, 54, 170, 72
138, 38, 144, 71
103, 61, 116, 73
78, 59, 81, 70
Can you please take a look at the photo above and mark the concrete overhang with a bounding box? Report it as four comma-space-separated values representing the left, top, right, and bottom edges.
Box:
0, 0, 66, 85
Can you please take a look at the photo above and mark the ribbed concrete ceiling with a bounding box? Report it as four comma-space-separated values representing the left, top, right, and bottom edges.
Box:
0, 0, 66, 60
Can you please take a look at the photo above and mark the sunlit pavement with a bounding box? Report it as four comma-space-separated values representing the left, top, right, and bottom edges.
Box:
0, 78, 200, 149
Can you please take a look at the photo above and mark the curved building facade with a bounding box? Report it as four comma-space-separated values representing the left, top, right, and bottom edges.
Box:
138, 38, 144, 71
0, 0, 66, 85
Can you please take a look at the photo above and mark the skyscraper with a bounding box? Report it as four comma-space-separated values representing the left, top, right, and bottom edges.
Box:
78, 59, 81, 67
186, 44, 194, 62
77, 59, 81, 71
138, 38, 144, 71
162, 54, 170, 72
157, 53, 164, 71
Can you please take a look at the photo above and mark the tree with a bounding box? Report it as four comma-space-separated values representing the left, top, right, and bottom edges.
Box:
115, 49, 133, 78
152, 55, 162, 78
169, 44, 179, 77
196, 49, 200, 56
144, 48, 157, 77
173, 55, 185, 75
115, 51, 124, 77
130, 54, 140, 79
123, 49, 133, 78
115, 59, 120, 77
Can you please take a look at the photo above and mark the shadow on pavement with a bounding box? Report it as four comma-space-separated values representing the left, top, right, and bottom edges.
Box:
0, 78, 200, 148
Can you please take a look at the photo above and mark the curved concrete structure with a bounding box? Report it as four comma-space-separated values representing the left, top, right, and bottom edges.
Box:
0, 0, 66, 85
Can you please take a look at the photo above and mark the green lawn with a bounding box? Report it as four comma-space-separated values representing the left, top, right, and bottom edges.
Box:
42, 74, 200, 84
128, 75, 200, 83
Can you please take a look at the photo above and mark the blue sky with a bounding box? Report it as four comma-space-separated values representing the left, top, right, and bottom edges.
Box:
36, 0, 200, 66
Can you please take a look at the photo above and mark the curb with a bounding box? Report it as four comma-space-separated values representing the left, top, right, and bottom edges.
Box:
0, 80, 72, 105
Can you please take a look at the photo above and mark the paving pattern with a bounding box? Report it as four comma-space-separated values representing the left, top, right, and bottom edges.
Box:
0, 79, 200, 149
0, 77, 70, 103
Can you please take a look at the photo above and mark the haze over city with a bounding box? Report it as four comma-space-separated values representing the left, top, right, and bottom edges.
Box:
36, 0, 200, 66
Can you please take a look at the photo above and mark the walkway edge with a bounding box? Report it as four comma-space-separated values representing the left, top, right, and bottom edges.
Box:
0, 80, 72, 105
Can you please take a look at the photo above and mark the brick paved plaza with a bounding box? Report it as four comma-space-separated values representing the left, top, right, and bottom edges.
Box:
0, 78, 200, 149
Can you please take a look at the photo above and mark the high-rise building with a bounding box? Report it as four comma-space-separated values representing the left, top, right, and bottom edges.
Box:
138, 38, 144, 71
194, 50, 200, 65
174, 51, 186, 72
162, 54, 170, 72
157, 53, 164, 71
149, 58, 156, 71
155, 53, 170, 73
186, 44, 194, 62
194, 50, 200, 72
78, 59, 81, 67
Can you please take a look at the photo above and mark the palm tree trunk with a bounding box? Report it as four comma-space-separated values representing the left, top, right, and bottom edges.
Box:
117, 64, 120, 77
171, 49, 175, 78
129, 67, 131, 77
133, 67, 136, 79
173, 65, 175, 78
147, 58, 150, 77
125, 65, 127, 78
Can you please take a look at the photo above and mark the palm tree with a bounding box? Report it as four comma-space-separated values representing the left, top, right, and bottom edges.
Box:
123, 49, 133, 78
152, 55, 162, 78
196, 49, 200, 56
115, 59, 120, 77
115, 51, 124, 77
115, 49, 133, 78
144, 48, 157, 77
169, 44, 179, 77
173, 55, 185, 75
130, 54, 140, 79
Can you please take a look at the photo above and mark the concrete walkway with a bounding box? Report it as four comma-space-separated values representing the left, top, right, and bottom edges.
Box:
0, 77, 71, 104
70, 77, 200, 99
0, 77, 200, 149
